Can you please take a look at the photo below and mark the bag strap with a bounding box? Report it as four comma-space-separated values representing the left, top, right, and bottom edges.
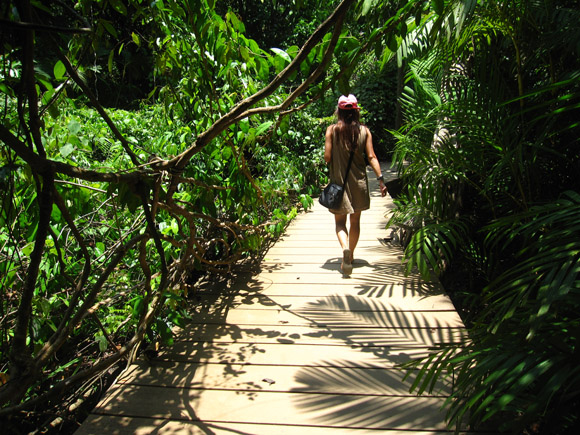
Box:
342, 150, 355, 188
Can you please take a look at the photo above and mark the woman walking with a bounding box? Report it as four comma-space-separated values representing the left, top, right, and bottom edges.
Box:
324, 94, 387, 275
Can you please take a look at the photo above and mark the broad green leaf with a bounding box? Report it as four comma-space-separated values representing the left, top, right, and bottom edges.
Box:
255, 121, 273, 136
0, 83, 15, 97
22, 242, 35, 257
117, 183, 141, 213
415, 10, 422, 27
226, 10, 245, 33
50, 203, 62, 223
361, 0, 376, 16
95, 242, 105, 256
397, 21, 408, 37
239, 46, 249, 61
59, 143, 74, 158
36, 76, 53, 92
222, 146, 232, 160
239, 119, 250, 133
68, 120, 81, 135
132, 296, 145, 318
271, 47, 291, 64
101, 19, 118, 38
53, 61, 66, 80
156, 319, 174, 345
432, 0, 444, 15
131, 32, 140, 47
96, 334, 108, 352
386, 33, 398, 52
109, 0, 127, 15
300, 57, 312, 76
286, 45, 300, 59
41, 87, 55, 106
107, 49, 114, 73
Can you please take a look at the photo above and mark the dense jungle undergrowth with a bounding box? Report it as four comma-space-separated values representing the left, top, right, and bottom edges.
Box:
1, 0, 580, 434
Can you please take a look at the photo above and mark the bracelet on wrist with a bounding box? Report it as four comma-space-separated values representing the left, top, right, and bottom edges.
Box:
377, 175, 384, 182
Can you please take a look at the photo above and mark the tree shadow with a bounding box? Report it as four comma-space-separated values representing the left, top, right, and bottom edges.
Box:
83, 183, 466, 432
85, 271, 271, 434
286, 293, 464, 430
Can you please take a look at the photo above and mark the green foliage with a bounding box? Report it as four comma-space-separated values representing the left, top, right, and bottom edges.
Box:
216, 0, 337, 49
266, 110, 328, 196
392, 0, 580, 432
407, 193, 580, 431
0, 0, 469, 430
351, 54, 398, 158
1, 0, 349, 426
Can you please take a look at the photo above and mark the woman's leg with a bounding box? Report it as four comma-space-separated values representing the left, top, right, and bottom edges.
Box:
334, 213, 349, 251
348, 211, 361, 263
334, 214, 352, 274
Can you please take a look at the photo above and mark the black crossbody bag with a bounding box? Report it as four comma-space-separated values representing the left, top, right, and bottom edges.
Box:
319, 149, 354, 209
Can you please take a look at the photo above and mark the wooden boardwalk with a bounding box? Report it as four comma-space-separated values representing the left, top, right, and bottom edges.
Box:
76, 165, 467, 434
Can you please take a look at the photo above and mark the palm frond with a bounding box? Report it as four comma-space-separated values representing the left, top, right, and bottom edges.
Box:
483, 191, 580, 332
393, 0, 580, 432
403, 217, 472, 279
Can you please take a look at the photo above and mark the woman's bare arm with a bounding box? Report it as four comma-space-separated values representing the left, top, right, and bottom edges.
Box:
364, 127, 387, 197
324, 125, 334, 163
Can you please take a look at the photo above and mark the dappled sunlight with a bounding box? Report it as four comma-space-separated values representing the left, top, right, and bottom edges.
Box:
290, 390, 449, 430
352, 273, 443, 297
291, 362, 452, 397
292, 294, 465, 357
79, 156, 466, 433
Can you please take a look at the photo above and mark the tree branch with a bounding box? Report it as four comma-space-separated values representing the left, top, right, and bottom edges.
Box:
0, 124, 148, 184
5, 170, 54, 404
231, 8, 346, 123
32, 187, 94, 369
138, 183, 168, 291
158, 0, 357, 172
28, 234, 147, 388
0, 282, 166, 417
0, 18, 91, 34
17, 0, 45, 158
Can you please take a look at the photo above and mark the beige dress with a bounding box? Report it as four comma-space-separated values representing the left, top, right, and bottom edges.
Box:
328, 124, 370, 214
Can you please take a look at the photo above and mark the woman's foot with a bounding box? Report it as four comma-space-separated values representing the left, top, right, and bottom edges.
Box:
341, 249, 353, 276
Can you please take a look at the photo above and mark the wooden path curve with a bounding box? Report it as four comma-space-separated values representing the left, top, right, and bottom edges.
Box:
76, 164, 467, 434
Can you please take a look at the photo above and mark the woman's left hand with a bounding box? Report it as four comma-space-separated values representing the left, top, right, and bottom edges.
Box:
379, 181, 387, 197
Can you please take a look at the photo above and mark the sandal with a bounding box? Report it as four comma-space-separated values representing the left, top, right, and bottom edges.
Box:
341, 249, 353, 276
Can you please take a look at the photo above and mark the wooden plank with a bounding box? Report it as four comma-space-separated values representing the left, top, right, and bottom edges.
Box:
260, 253, 401, 263
289, 210, 391, 220
173, 323, 464, 347
189, 291, 458, 312
265, 239, 398, 250
76, 415, 464, 435
263, 246, 401, 257
187, 307, 463, 331
246, 258, 407, 272
116, 359, 453, 396
193, 281, 450, 302
172, 323, 467, 346
196, 269, 439, 290
212, 272, 432, 289
260, 252, 405, 264
154, 341, 447, 367
91, 385, 452, 431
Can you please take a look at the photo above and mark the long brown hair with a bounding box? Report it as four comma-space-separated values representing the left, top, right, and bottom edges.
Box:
335, 108, 361, 151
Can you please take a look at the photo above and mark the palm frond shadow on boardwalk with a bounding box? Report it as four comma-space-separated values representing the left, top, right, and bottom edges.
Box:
76, 166, 469, 434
